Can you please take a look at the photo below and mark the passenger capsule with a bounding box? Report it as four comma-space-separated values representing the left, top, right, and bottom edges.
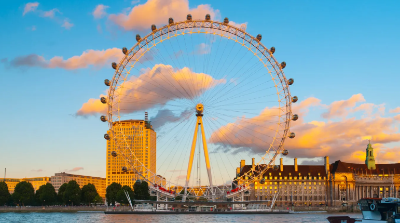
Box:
100, 97, 107, 104
273, 165, 279, 171
270, 47, 275, 54
260, 178, 265, 184
104, 134, 110, 140
111, 151, 117, 157
288, 132, 295, 139
151, 24, 156, 31
136, 34, 141, 42
256, 34, 262, 41
100, 115, 107, 122
168, 17, 174, 24
205, 14, 211, 21
292, 114, 298, 121
282, 150, 289, 156
111, 62, 117, 69
122, 166, 127, 172
281, 61, 286, 69
287, 78, 294, 85
224, 17, 229, 24
292, 96, 298, 103
187, 14, 192, 21
122, 47, 128, 55
104, 79, 110, 86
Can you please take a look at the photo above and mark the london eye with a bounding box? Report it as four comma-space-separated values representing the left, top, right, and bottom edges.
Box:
100, 14, 297, 201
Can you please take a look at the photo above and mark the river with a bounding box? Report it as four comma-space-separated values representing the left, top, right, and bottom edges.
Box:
0, 212, 362, 223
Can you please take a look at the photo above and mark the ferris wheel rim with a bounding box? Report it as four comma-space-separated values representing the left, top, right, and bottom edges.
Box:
105, 18, 293, 194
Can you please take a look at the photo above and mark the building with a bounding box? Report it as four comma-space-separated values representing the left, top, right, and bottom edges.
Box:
51, 172, 106, 198
235, 142, 400, 206
0, 177, 50, 193
106, 113, 157, 189
236, 158, 328, 206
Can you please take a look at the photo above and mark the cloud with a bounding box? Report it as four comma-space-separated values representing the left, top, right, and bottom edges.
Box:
77, 64, 226, 116
31, 169, 43, 172
193, 43, 211, 55
322, 94, 365, 119
300, 158, 323, 165
131, 0, 140, 4
31, 25, 36, 31
228, 21, 247, 31
93, 4, 109, 19
42, 8, 60, 18
23, 2, 39, 16
150, 109, 192, 129
5, 48, 124, 70
67, 167, 84, 172
108, 0, 220, 31
209, 94, 400, 163
390, 107, 400, 114
62, 20, 74, 30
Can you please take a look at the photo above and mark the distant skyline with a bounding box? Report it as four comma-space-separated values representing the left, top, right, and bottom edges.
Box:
1, 0, 400, 179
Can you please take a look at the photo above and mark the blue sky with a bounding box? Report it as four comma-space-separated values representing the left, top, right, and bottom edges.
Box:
1, 0, 400, 182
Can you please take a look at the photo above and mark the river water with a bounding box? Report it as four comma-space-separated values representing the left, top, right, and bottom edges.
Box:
0, 212, 362, 223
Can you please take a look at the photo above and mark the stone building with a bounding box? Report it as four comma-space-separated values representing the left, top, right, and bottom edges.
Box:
236, 142, 400, 207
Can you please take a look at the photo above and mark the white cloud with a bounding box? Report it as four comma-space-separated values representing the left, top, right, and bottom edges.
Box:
23, 2, 39, 16
62, 20, 74, 30
93, 4, 109, 19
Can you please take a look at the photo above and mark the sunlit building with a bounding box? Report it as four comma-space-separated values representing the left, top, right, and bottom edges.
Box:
235, 142, 400, 206
106, 113, 157, 189
0, 177, 50, 194
51, 172, 106, 198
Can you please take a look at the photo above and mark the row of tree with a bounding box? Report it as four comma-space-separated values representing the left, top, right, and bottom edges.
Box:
0, 180, 102, 206
1, 180, 153, 206
105, 181, 150, 206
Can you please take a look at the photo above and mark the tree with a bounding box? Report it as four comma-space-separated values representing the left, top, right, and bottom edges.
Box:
63, 180, 81, 205
81, 183, 98, 205
116, 185, 134, 205
0, 182, 11, 206
35, 183, 57, 205
58, 183, 68, 204
93, 195, 103, 205
106, 182, 121, 206
12, 181, 35, 206
133, 181, 150, 200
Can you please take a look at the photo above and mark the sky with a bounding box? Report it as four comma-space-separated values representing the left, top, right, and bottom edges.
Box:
1, 0, 400, 184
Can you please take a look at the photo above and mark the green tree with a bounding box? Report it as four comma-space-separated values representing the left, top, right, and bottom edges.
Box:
12, 181, 35, 206
57, 183, 68, 204
93, 194, 103, 205
81, 183, 98, 205
133, 181, 150, 200
35, 183, 57, 205
63, 180, 81, 205
106, 182, 121, 206
0, 182, 11, 206
116, 185, 134, 205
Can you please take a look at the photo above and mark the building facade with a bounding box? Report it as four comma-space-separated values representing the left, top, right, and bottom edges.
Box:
51, 172, 106, 198
0, 177, 51, 194
106, 116, 156, 189
236, 142, 400, 206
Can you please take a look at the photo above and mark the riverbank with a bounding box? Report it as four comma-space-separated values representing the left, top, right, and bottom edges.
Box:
0, 206, 360, 213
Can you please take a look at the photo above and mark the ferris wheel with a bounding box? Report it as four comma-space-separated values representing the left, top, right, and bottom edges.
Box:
99, 14, 298, 200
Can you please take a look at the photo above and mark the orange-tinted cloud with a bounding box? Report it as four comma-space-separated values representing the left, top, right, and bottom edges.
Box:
322, 93, 365, 119
108, 0, 220, 31
6, 48, 124, 70
76, 64, 226, 116
93, 4, 109, 19
390, 107, 400, 114
209, 94, 400, 163
23, 2, 39, 16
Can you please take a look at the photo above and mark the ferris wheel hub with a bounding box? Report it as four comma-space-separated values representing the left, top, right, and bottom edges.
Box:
196, 103, 204, 115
